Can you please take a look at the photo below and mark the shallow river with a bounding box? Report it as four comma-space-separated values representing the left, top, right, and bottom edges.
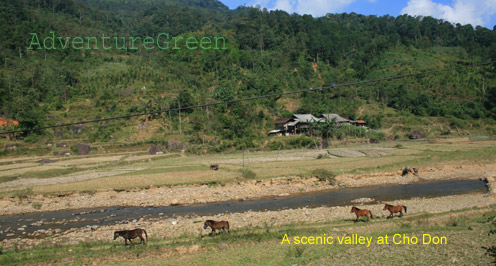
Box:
0, 179, 487, 240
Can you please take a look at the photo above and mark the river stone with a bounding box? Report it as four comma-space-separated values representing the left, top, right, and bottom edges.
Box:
369, 138, 380, 144
54, 130, 64, 138
148, 145, 163, 155
98, 124, 109, 131
71, 125, 85, 135
76, 143, 90, 155
56, 142, 67, 148
166, 139, 184, 151
4, 144, 16, 150
409, 130, 425, 139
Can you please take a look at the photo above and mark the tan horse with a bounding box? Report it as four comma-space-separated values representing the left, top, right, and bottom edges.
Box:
383, 204, 407, 219
113, 228, 148, 245
350, 207, 373, 222
203, 220, 230, 235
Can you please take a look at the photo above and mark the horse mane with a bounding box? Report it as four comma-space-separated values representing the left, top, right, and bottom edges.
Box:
352, 206, 360, 210
384, 204, 392, 207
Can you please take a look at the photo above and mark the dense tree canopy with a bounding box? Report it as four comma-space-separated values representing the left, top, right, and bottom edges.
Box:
1, 0, 495, 148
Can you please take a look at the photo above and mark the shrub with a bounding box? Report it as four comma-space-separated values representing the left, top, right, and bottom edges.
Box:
311, 169, 336, 185
267, 140, 285, 150
241, 169, 256, 179
286, 245, 306, 258
14, 188, 33, 199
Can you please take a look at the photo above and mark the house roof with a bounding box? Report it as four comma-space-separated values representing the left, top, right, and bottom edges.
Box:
273, 118, 291, 124
292, 114, 319, 123
321, 114, 351, 123
0, 118, 18, 128
287, 121, 299, 127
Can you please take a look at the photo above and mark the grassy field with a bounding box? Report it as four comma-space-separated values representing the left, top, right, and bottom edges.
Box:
1, 208, 495, 265
0, 139, 495, 196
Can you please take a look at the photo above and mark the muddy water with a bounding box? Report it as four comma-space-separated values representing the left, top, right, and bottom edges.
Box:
0, 179, 487, 240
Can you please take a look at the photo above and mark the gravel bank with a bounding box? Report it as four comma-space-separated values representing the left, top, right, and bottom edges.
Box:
0, 162, 494, 216
2, 193, 494, 251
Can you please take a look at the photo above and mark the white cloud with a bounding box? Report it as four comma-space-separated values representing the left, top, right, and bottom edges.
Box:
401, 0, 496, 27
295, 0, 356, 16
264, 0, 359, 17
274, 0, 295, 11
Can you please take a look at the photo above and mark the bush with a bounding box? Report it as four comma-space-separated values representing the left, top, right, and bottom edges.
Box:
241, 169, 256, 179
288, 135, 319, 149
286, 245, 306, 258
14, 188, 33, 199
267, 140, 285, 150
367, 131, 386, 141
23, 134, 41, 143
311, 169, 336, 185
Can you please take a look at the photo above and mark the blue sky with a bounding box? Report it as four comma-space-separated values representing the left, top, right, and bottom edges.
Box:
220, 0, 496, 28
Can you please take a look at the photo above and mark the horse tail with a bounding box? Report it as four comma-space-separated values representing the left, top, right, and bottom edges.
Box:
403, 206, 407, 213
369, 211, 373, 219
143, 229, 148, 241
226, 221, 230, 233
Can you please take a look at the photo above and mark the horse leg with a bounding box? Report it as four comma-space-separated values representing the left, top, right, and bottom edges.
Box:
399, 211, 403, 218
125, 238, 128, 246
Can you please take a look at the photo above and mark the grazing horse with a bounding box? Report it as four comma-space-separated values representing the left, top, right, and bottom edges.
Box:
210, 164, 219, 170
113, 228, 148, 245
383, 204, 407, 219
350, 207, 373, 223
203, 220, 230, 235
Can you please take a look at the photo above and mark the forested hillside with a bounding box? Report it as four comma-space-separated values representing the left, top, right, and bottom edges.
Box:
1, 0, 496, 153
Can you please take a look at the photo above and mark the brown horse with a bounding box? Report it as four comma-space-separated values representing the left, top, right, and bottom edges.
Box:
383, 204, 407, 219
113, 228, 148, 245
203, 220, 230, 235
350, 207, 373, 222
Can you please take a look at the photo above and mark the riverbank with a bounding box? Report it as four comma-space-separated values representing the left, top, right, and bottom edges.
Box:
0, 160, 493, 216
1, 192, 494, 253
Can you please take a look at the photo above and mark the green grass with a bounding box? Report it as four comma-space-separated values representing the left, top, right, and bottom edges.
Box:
118, 165, 207, 176
18, 167, 80, 180
2, 208, 494, 265
0, 140, 495, 196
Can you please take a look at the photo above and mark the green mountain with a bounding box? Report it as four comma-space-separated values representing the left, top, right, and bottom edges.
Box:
1, 0, 496, 154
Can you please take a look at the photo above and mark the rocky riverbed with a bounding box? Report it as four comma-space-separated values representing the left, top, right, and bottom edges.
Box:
0, 162, 493, 216
1, 192, 494, 251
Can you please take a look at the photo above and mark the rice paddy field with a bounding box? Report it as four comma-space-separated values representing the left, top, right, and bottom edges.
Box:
0, 139, 495, 196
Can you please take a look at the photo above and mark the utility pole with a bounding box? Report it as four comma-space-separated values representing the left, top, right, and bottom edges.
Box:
178, 99, 182, 135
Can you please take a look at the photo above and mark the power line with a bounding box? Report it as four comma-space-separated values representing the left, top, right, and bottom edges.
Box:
0, 61, 493, 135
